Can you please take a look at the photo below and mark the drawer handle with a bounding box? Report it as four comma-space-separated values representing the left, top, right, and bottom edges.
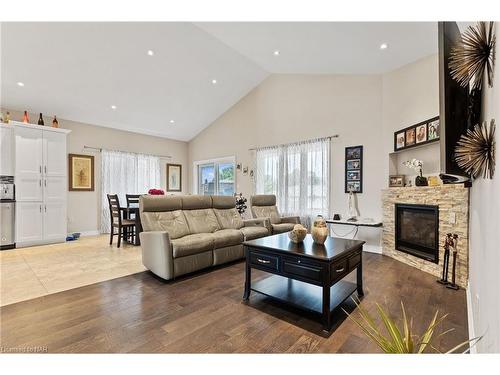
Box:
257, 258, 271, 264
335, 267, 345, 273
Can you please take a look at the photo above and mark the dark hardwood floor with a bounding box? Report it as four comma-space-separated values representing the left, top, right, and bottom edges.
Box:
0, 253, 468, 353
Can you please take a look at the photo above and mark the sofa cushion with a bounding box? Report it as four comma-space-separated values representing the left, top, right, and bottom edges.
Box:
252, 205, 281, 224
214, 208, 244, 229
212, 229, 243, 248
184, 209, 220, 233
271, 222, 296, 234
181, 195, 212, 210
240, 226, 269, 241
171, 233, 215, 258
140, 195, 182, 212
212, 195, 235, 209
140, 210, 190, 239
250, 194, 276, 206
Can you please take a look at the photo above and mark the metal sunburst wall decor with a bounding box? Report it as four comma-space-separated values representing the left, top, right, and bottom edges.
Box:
449, 21, 496, 90
455, 120, 496, 179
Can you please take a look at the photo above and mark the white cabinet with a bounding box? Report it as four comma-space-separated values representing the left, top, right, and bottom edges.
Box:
43, 201, 67, 241
16, 202, 44, 243
0, 125, 14, 175
15, 126, 43, 201
11, 122, 71, 247
43, 131, 67, 176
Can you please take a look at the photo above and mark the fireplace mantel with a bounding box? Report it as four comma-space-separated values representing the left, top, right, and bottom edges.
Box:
381, 184, 469, 288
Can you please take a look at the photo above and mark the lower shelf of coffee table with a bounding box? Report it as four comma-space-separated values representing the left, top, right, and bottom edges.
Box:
250, 274, 357, 315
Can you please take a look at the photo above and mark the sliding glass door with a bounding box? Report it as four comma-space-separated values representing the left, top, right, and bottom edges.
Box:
198, 161, 235, 196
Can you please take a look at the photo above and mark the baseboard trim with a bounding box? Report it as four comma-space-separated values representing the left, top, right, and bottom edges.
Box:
363, 245, 383, 254
466, 282, 477, 354
68, 230, 100, 237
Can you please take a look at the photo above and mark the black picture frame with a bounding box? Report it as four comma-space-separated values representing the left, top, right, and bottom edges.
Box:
345, 145, 363, 193
393, 116, 439, 152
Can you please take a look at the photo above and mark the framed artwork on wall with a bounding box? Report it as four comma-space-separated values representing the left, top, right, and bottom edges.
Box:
68, 154, 94, 191
345, 145, 363, 193
394, 116, 439, 152
167, 163, 182, 192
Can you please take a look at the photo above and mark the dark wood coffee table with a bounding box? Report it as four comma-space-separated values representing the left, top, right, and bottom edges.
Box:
243, 233, 365, 332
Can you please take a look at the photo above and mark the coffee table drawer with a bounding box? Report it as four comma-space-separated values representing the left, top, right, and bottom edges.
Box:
348, 251, 361, 271
331, 258, 348, 282
250, 251, 280, 271
282, 259, 323, 283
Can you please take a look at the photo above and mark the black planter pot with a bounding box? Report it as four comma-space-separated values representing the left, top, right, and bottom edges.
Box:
415, 175, 428, 186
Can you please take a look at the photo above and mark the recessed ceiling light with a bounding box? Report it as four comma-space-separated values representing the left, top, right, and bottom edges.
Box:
147, 50, 154, 56
170, 119, 175, 124
273, 50, 280, 56
17, 82, 25, 87
211, 79, 217, 84
111, 105, 117, 110
380, 43, 388, 50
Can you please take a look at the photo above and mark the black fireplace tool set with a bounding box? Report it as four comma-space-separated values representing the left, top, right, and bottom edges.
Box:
437, 233, 460, 290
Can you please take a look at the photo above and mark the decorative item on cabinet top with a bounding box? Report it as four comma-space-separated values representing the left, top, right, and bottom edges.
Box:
69, 154, 95, 191
7, 120, 70, 135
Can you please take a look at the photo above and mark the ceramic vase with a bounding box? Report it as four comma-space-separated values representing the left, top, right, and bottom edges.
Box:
288, 224, 307, 243
311, 215, 328, 245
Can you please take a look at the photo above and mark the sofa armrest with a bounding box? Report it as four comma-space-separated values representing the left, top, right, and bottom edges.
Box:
139, 231, 174, 280
281, 216, 300, 224
243, 217, 271, 232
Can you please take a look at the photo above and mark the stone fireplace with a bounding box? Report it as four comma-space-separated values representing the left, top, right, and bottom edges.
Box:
395, 203, 439, 263
382, 185, 469, 288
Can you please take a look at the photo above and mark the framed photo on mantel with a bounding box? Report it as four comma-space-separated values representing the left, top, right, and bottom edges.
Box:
394, 116, 440, 152
345, 145, 363, 193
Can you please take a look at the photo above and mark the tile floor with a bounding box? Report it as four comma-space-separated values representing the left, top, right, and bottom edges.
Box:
0, 235, 145, 306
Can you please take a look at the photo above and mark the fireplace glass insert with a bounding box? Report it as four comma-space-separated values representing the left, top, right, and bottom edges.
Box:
395, 203, 439, 263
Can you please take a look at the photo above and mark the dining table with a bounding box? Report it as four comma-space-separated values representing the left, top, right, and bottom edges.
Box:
120, 207, 142, 245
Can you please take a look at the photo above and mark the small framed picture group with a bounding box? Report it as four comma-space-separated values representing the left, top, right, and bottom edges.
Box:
394, 116, 440, 152
345, 145, 363, 193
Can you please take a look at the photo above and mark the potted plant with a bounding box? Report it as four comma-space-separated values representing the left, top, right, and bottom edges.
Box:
403, 159, 428, 186
345, 298, 481, 353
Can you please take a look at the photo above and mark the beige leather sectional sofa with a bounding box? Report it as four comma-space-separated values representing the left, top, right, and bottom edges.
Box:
250, 194, 300, 234
139, 195, 270, 280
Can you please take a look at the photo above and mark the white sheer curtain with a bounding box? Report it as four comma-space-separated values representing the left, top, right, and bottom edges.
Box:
101, 149, 160, 233
255, 138, 330, 227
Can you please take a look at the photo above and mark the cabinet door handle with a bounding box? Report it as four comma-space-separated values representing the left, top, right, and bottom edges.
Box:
39, 180, 42, 187
45, 205, 47, 213
39, 205, 42, 213
39, 166, 42, 173
44, 179, 47, 187
44, 166, 47, 174
257, 258, 271, 264
335, 267, 345, 273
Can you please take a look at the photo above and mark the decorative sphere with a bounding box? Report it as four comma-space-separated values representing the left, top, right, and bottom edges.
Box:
288, 224, 307, 243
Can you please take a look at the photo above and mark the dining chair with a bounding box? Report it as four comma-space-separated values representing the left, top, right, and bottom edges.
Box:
107, 194, 135, 248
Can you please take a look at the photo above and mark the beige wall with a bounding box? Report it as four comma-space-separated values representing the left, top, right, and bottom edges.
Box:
189, 74, 385, 222
2, 109, 189, 234
382, 54, 440, 181
468, 22, 500, 353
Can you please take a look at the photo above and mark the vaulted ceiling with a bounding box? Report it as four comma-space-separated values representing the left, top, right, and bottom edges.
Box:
1, 22, 437, 141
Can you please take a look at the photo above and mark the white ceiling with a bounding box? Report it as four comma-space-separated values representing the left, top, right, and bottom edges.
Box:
1, 22, 438, 141
197, 22, 438, 74
0, 22, 268, 141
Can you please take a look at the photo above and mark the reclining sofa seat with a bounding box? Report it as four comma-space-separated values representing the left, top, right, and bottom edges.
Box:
139, 195, 269, 280
250, 194, 301, 234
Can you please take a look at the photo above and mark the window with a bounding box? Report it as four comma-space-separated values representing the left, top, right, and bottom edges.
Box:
255, 138, 330, 226
196, 158, 235, 196
101, 149, 160, 233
